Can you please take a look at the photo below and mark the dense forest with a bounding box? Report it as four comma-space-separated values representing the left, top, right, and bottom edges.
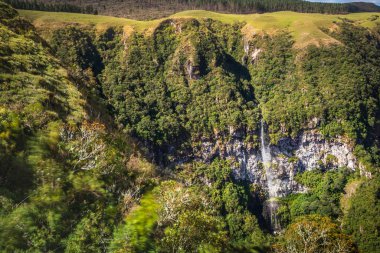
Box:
4, 0, 98, 14
5, 0, 380, 20
1, 1, 380, 253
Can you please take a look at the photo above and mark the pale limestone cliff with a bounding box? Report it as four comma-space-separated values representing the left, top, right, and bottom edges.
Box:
194, 129, 357, 197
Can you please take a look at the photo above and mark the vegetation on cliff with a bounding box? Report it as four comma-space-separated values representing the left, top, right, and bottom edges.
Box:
0, 2, 379, 252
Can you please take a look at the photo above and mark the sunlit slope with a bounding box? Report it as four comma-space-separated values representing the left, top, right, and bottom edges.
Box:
19, 9, 380, 47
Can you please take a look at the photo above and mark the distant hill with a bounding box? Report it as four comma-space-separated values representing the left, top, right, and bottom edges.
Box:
347, 2, 380, 12
4, 0, 380, 20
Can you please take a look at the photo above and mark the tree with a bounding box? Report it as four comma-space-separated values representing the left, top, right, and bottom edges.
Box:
343, 177, 380, 253
274, 215, 357, 253
51, 27, 103, 75
109, 192, 159, 253
159, 210, 228, 253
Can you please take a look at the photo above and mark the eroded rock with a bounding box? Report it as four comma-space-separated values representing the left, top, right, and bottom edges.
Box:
194, 130, 357, 197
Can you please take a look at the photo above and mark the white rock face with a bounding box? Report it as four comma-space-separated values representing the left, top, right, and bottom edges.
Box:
251, 48, 262, 63
194, 130, 357, 197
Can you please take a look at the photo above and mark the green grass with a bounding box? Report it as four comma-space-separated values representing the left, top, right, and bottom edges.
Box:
18, 9, 160, 36
172, 10, 380, 47
19, 9, 380, 47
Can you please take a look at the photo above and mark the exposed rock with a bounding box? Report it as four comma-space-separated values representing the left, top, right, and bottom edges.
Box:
170, 20, 182, 34
193, 129, 358, 198
243, 39, 250, 55
241, 40, 262, 65
185, 60, 199, 80
307, 117, 320, 129
251, 48, 262, 63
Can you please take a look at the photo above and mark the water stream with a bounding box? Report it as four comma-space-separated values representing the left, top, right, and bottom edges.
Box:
260, 119, 280, 232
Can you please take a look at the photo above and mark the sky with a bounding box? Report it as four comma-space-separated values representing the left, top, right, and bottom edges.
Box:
308, 0, 380, 4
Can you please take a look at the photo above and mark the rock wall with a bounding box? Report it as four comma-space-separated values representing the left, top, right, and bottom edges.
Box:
194, 129, 357, 197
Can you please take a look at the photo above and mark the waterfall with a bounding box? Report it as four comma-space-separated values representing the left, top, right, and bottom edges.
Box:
260, 120, 272, 169
260, 119, 280, 232
260, 119, 276, 197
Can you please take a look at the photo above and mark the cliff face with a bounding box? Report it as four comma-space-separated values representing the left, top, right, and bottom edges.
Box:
97, 18, 379, 199
195, 129, 357, 197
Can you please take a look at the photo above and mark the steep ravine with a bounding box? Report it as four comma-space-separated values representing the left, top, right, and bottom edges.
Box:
96, 18, 370, 201
50, 16, 376, 233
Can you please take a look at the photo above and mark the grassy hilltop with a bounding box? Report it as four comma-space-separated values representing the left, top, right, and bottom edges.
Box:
19, 9, 380, 47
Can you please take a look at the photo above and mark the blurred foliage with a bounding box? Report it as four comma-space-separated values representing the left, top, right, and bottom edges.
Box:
0, 3, 155, 252
109, 192, 159, 253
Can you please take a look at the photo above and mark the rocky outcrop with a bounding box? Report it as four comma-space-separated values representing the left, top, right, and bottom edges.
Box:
242, 39, 262, 64
194, 129, 357, 198
251, 48, 262, 63
185, 60, 200, 80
